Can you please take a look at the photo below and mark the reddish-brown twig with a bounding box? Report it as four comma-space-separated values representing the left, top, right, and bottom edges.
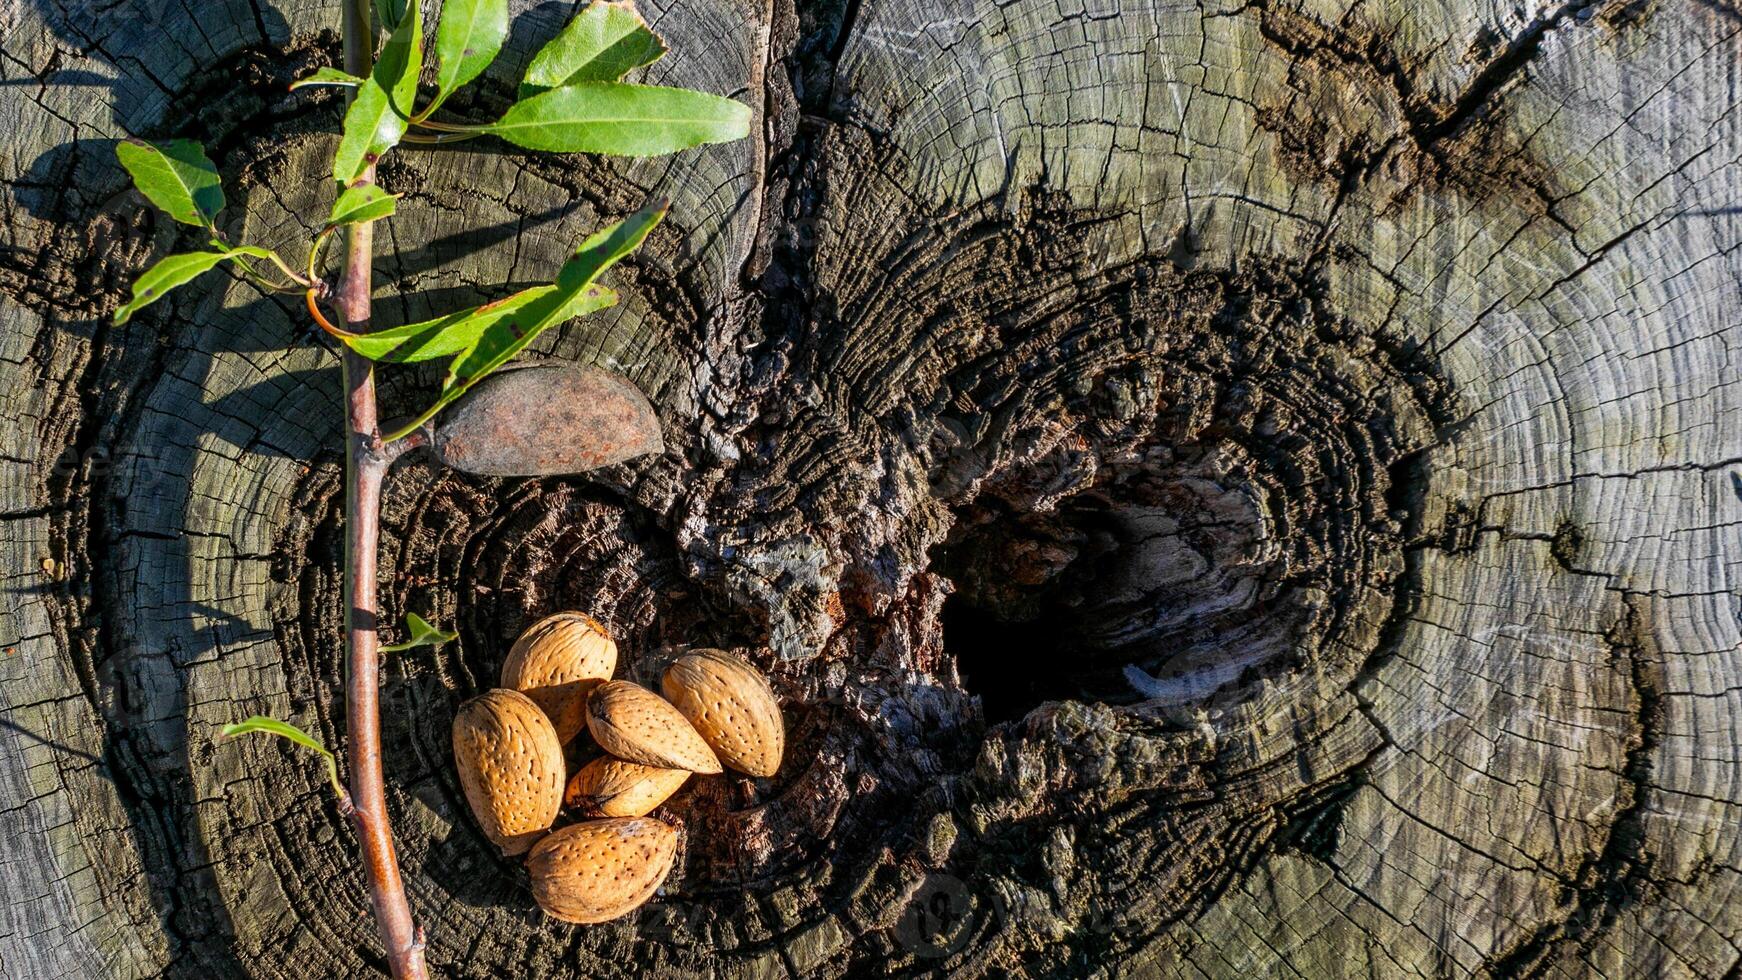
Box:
335, 0, 427, 975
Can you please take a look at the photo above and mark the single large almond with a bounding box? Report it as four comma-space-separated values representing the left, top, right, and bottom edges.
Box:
527, 817, 679, 924
502, 612, 617, 744
586, 680, 722, 774
451, 689, 565, 856
565, 756, 689, 817
661, 649, 784, 777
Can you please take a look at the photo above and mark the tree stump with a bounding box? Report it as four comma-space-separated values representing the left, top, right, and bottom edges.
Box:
2, 0, 1739, 976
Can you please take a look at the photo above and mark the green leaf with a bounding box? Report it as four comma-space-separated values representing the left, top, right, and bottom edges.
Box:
220, 716, 344, 800
113, 250, 235, 324
115, 138, 224, 227
443, 203, 661, 388
433, 0, 508, 104
383, 201, 663, 440
521, 0, 666, 97
327, 184, 400, 228
341, 283, 617, 362
375, 0, 407, 31
289, 67, 365, 91
380, 612, 458, 653
484, 83, 749, 156
334, 0, 424, 184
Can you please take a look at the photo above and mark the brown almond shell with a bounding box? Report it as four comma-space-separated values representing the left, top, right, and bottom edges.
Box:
565, 756, 690, 818
586, 680, 722, 774
451, 689, 565, 856
661, 649, 784, 777
501, 611, 617, 744
527, 817, 679, 924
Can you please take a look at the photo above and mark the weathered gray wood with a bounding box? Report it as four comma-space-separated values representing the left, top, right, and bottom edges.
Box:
1, 0, 1739, 976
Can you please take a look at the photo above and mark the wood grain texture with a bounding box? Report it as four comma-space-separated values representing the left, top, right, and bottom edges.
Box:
1, 0, 1738, 976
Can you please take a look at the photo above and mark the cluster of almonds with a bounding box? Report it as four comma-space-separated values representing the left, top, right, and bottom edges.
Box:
451, 612, 784, 923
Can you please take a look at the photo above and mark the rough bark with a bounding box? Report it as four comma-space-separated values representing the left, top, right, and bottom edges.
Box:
1, 0, 1738, 977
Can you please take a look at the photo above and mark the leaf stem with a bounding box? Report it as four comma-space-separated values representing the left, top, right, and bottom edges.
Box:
408, 116, 485, 134
230, 255, 303, 293
409, 97, 441, 126
262, 248, 315, 286
403, 131, 481, 144
308, 227, 335, 282
306, 289, 358, 338
380, 401, 441, 445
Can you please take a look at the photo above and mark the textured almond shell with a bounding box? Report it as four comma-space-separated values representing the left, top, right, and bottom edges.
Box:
586, 681, 722, 774
565, 756, 690, 817
501, 612, 618, 744
528, 817, 678, 924
661, 649, 785, 777
451, 689, 565, 856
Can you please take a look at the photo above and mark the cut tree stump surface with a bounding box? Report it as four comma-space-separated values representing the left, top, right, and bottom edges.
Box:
2, 0, 1739, 977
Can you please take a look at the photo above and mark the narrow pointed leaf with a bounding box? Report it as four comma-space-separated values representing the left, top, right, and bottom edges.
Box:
340, 283, 618, 362
334, 0, 423, 184
447, 203, 662, 386
397, 201, 664, 435
521, 0, 665, 97
380, 613, 459, 653
114, 250, 234, 324
221, 716, 344, 799
406, 287, 618, 423
115, 138, 224, 227
541, 279, 624, 325
289, 67, 364, 91
327, 184, 400, 228
340, 290, 547, 362
485, 83, 749, 156
545, 202, 665, 294
375, 0, 407, 31
434, 0, 508, 102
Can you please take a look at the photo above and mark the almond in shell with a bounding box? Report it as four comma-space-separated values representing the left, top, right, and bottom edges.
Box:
661, 649, 784, 777
527, 817, 679, 924
501, 611, 617, 744
451, 688, 565, 855
565, 756, 690, 817
586, 680, 722, 774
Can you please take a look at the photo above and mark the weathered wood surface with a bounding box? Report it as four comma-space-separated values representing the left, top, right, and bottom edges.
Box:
1, 0, 1739, 976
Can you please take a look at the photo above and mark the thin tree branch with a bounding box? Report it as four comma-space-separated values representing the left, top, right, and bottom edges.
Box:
338, 0, 428, 975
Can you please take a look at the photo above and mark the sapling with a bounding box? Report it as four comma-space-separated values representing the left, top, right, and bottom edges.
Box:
118, 0, 748, 974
